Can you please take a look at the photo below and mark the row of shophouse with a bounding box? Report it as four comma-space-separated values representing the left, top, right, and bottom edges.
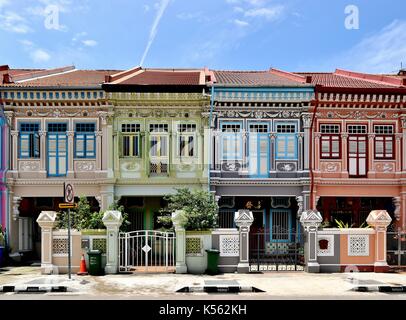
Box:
0, 64, 405, 260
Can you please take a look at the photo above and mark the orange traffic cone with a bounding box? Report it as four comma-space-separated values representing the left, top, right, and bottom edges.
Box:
77, 254, 88, 275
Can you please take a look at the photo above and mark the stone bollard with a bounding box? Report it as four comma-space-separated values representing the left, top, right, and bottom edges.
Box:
234, 209, 254, 273
172, 210, 188, 274
300, 210, 323, 273
102, 211, 123, 274
366, 210, 392, 273
36, 211, 58, 275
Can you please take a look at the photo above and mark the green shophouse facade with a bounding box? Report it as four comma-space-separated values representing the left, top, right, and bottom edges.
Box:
103, 67, 213, 230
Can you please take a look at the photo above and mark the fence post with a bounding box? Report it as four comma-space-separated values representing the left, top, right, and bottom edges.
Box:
102, 210, 123, 274
366, 210, 392, 272
172, 210, 187, 274
300, 210, 322, 273
36, 211, 58, 275
234, 209, 254, 273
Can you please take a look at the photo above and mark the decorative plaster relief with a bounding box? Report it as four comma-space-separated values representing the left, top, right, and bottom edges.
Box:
75, 161, 96, 172
219, 235, 240, 257
321, 162, 341, 173
222, 162, 242, 172
374, 162, 394, 173
19, 161, 40, 171
317, 235, 334, 256
276, 162, 296, 172
348, 235, 369, 256
121, 161, 140, 172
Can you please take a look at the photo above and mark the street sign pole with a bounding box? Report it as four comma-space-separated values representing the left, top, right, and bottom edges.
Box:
68, 208, 71, 280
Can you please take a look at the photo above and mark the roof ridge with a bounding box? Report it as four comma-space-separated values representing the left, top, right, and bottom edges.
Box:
269, 68, 310, 84
11, 66, 76, 83
334, 69, 406, 87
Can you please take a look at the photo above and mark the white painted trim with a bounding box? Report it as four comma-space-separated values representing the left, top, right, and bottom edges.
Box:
319, 263, 374, 266
17, 69, 77, 83
319, 228, 374, 235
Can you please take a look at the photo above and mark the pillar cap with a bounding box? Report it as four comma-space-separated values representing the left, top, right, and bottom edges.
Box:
102, 210, 123, 227
36, 211, 58, 228
366, 210, 392, 228
300, 210, 322, 229
234, 209, 254, 228
172, 210, 188, 230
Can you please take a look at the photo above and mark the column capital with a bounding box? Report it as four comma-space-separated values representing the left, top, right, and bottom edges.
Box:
400, 114, 406, 129
95, 131, 103, 137
10, 130, 19, 137
12, 196, 22, 221
66, 131, 75, 137
38, 130, 47, 137
234, 209, 254, 230
301, 112, 313, 129
300, 210, 322, 231
366, 210, 392, 229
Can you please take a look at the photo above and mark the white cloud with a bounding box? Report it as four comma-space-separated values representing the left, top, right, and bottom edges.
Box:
30, 49, 51, 63
244, 6, 284, 20
140, 0, 171, 66
0, 11, 31, 33
82, 39, 98, 47
19, 39, 34, 47
0, 0, 9, 9
144, 4, 150, 12
336, 20, 406, 73
233, 6, 244, 13
234, 19, 249, 27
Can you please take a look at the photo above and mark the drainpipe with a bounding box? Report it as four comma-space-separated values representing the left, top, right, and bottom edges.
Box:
0, 99, 8, 244
208, 86, 215, 193
309, 87, 320, 210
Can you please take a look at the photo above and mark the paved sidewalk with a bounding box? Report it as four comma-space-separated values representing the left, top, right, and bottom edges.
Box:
1, 266, 406, 299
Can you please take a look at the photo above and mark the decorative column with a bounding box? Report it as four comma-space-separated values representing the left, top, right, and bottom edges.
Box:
395, 134, 402, 172
341, 133, 349, 177
67, 131, 75, 178
10, 130, 18, 175
295, 195, 304, 219
401, 115, 406, 171
367, 133, 376, 178
366, 210, 392, 272
95, 131, 103, 171
300, 210, 322, 273
172, 210, 187, 274
302, 113, 312, 171
241, 129, 248, 174
36, 211, 58, 275
314, 133, 321, 172
297, 133, 304, 171
102, 210, 123, 274
234, 209, 254, 273
270, 133, 276, 173
392, 197, 401, 222
39, 130, 47, 174
12, 196, 22, 221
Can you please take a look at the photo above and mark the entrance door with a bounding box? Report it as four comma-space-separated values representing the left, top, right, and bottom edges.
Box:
248, 123, 269, 178
348, 135, 367, 177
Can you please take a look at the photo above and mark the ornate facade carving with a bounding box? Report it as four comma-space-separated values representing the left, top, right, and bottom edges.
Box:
393, 197, 401, 221
216, 110, 302, 119
12, 196, 22, 221
375, 162, 394, 173
75, 161, 96, 172
321, 162, 340, 173
19, 161, 40, 171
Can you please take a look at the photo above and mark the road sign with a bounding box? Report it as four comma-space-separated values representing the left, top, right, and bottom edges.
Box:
59, 203, 78, 209
64, 183, 74, 203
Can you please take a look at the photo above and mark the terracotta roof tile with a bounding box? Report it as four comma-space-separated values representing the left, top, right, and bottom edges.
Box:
296, 72, 405, 89
213, 70, 311, 87
112, 69, 205, 86
2, 69, 120, 87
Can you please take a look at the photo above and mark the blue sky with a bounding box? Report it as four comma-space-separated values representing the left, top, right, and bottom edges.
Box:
0, 0, 405, 73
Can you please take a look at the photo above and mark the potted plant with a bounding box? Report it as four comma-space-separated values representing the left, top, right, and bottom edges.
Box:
160, 188, 219, 274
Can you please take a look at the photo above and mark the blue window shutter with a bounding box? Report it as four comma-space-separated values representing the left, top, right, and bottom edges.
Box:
20, 134, 30, 158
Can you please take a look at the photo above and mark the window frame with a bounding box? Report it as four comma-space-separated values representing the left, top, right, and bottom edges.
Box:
373, 124, 394, 160
220, 121, 243, 161
74, 123, 96, 159
120, 123, 141, 158
47, 122, 68, 177
19, 122, 40, 159
275, 122, 298, 160
149, 123, 169, 159
177, 123, 197, 158
320, 124, 341, 159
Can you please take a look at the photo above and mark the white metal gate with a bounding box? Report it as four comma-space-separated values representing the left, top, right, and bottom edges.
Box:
119, 230, 176, 273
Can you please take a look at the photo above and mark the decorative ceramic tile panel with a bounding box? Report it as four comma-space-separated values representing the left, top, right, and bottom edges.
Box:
92, 238, 107, 254
53, 238, 68, 255
186, 237, 203, 256
317, 235, 334, 256
219, 235, 239, 257
266, 242, 289, 254
348, 235, 369, 256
